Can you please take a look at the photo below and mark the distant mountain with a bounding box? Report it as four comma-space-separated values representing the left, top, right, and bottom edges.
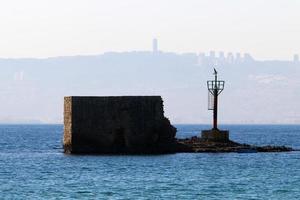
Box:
0, 118, 43, 124
0, 51, 299, 124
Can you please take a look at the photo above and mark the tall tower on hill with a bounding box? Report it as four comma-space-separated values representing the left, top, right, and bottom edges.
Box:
152, 38, 158, 53
293, 54, 299, 63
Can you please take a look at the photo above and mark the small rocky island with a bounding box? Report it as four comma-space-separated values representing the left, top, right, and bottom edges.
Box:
63, 96, 293, 154
176, 137, 293, 153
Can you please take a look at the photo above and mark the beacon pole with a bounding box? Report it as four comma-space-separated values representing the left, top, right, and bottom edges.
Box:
207, 68, 224, 131
213, 70, 218, 130
203, 69, 227, 141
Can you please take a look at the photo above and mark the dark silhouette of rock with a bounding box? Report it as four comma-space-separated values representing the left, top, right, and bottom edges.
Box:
63, 96, 177, 154
176, 137, 293, 153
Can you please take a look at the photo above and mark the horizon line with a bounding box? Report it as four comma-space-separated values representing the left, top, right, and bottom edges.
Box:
0, 123, 299, 126
0, 50, 298, 62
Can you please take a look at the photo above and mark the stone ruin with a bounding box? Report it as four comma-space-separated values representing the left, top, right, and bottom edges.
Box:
63, 96, 177, 154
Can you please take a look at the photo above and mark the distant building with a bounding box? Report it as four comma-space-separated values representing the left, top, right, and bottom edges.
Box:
197, 51, 257, 66
209, 51, 215, 59
198, 52, 206, 65
236, 53, 241, 62
217, 51, 225, 65
219, 51, 225, 59
208, 51, 216, 65
244, 53, 254, 62
152, 38, 158, 53
293, 54, 299, 62
227, 52, 234, 63
14, 71, 24, 81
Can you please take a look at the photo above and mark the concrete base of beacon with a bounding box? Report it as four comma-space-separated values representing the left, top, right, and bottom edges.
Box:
201, 129, 229, 142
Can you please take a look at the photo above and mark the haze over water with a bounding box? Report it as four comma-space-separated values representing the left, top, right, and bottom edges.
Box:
0, 0, 300, 124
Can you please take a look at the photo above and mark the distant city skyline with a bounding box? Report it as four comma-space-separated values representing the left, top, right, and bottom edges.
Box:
151, 39, 298, 62
1, 38, 299, 62
1, 37, 299, 62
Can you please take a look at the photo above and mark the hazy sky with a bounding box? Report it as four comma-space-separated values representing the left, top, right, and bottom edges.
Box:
0, 0, 300, 59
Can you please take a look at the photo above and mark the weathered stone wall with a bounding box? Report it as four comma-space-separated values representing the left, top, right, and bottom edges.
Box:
63, 96, 177, 154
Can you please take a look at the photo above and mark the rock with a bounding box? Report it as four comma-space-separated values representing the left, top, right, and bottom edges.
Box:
63, 96, 177, 154
256, 145, 293, 152
176, 137, 293, 153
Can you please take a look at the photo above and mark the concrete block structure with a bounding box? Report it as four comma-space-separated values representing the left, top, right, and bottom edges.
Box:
201, 129, 229, 142
63, 96, 176, 154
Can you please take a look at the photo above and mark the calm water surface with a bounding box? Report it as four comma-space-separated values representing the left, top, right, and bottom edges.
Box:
0, 124, 300, 199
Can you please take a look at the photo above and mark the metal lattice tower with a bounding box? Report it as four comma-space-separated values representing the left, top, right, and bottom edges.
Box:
207, 68, 225, 130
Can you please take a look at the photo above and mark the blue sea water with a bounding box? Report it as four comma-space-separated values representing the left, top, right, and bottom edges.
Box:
0, 124, 300, 199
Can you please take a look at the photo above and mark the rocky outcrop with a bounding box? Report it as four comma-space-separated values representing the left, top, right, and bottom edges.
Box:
63, 96, 177, 154
176, 136, 293, 153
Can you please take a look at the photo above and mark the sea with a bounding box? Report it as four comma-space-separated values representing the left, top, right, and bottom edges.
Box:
0, 124, 300, 199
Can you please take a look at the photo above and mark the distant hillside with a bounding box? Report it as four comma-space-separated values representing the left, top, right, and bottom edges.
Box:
0, 51, 299, 124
